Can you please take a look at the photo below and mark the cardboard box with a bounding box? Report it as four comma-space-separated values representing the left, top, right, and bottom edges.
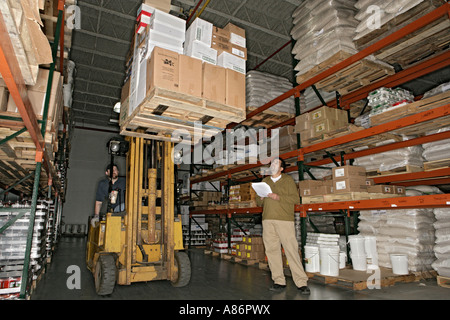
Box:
179, 54, 202, 97
245, 251, 265, 260
148, 17, 186, 41
186, 17, 213, 47
367, 185, 394, 194
243, 236, 263, 245
294, 114, 311, 132
143, 0, 171, 13
146, 47, 179, 93
332, 165, 366, 180
246, 243, 264, 252
225, 69, 245, 110
184, 40, 217, 65
311, 106, 348, 123
334, 177, 368, 194
299, 180, 333, 196
217, 51, 246, 74
224, 22, 246, 47
202, 63, 226, 104
212, 26, 230, 43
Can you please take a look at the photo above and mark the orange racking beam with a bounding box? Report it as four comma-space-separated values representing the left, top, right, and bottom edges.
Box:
244, 3, 450, 122
296, 194, 450, 213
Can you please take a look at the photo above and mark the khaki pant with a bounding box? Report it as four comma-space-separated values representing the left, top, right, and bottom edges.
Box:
263, 219, 308, 287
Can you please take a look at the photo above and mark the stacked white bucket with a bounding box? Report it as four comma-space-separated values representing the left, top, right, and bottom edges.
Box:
305, 233, 345, 276
348, 235, 379, 271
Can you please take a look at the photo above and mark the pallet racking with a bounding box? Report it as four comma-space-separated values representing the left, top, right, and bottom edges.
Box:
0, 0, 70, 299
189, 3, 450, 263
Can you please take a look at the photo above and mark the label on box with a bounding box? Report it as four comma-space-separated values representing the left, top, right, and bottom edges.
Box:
384, 186, 392, 193
232, 47, 245, 58
230, 33, 246, 47
334, 168, 345, 178
335, 180, 347, 190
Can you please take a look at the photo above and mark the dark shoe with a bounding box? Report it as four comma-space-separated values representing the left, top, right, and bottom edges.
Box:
298, 286, 310, 295
269, 284, 286, 291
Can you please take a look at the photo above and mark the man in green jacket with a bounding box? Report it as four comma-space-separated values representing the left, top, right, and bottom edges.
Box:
256, 157, 310, 294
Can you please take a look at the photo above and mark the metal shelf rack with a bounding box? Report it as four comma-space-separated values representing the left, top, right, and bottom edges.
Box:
189, 3, 450, 258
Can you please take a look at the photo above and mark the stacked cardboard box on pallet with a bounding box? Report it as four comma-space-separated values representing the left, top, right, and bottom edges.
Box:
120, 9, 248, 138
294, 106, 349, 146
191, 191, 222, 208
236, 236, 265, 261
229, 183, 257, 207
299, 165, 406, 203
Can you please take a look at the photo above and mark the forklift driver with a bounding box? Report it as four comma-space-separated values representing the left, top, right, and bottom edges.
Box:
92, 164, 126, 226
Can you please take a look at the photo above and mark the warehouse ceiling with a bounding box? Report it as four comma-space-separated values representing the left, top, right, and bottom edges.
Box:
67, 0, 449, 130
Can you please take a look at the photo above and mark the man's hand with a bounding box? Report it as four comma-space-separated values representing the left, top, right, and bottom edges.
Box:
267, 193, 280, 201
91, 215, 99, 227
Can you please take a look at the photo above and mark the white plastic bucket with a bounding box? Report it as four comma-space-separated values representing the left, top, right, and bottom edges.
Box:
348, 235, 366, 255
339, 251, 346, 269
364, 236, 378, 266
319, 246, 340, 276
390, 254, 409, 275
351, 254, 367, 271
305, 245, 320, 273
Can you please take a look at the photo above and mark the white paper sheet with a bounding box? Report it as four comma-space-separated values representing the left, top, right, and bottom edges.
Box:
251, 182, 272, 198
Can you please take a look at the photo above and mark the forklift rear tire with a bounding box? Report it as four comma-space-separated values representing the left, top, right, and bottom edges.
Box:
171, 251, 191, 288
95, 254, 117, 295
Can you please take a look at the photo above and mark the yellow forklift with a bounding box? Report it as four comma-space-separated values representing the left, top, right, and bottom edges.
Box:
86, 136, 191, 295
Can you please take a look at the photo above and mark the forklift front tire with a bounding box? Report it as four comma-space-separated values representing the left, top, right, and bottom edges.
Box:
95, 254, 117, 295
171, 251, 191, 288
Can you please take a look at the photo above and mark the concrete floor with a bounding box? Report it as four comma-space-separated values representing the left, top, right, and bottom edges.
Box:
31, 237, 450, 301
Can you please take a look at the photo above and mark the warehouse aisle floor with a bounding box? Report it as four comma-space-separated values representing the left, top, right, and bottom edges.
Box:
31, 237, 449, 301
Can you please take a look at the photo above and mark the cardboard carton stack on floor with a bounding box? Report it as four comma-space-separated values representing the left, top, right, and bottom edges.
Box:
294, 106, 349, 146
236, 236, 266, 261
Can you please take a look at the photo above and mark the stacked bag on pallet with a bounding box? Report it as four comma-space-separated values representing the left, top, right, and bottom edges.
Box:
358, 185, 440, 272
422, 127, 450, 162
432, 208, 450, 277
246, 71, 295, 114
290, 0, 360, 76
353, 0, 425, 41
358, 208, 436, 272
353, 135, 424, 173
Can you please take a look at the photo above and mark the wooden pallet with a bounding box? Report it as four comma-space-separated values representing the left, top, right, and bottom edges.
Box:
378, 165, 423, 176
120, 87, 246, 143
437, 275, 450, 288
323, 192, 371, 203
424, 158, 450, 171
296, 51, 394, 95
355, 0, 450, 69
301, 196, 324, 204
306, 267, 437, 291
